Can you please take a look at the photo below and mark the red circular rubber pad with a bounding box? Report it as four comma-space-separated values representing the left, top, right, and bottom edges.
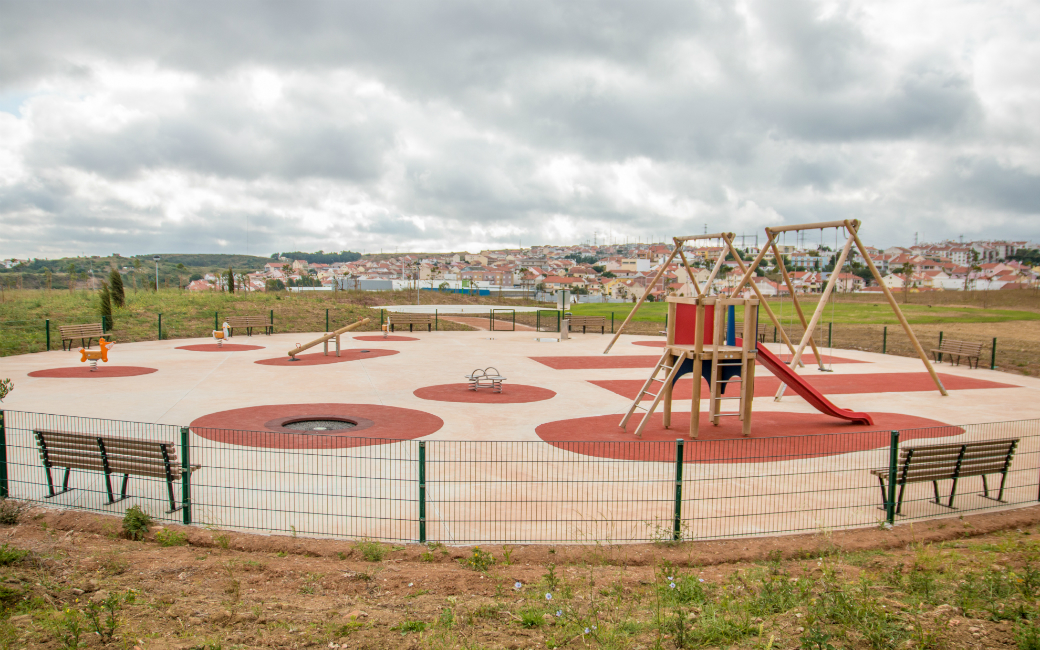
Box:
190, 403, 443, 449
414, 383, 556, 404
254, 348, 399, 366
176, 344, 265, 352
28, 366, 158, 378
354, 335, 419, 342
536, 411, 956, 463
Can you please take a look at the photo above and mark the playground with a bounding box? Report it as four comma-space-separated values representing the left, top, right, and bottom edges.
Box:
0, 222, 1038, 544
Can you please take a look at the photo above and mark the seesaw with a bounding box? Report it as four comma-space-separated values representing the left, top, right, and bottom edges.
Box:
80, 338, 115, 371
288, 318, 371, 361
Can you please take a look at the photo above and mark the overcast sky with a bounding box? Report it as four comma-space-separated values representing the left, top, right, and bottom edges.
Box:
1, 1, 1038, 258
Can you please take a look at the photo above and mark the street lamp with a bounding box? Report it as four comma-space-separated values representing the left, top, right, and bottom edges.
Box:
153, 256, 161, 291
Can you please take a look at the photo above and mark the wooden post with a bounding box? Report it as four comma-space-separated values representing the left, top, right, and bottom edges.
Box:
848, 223, 947, 396
663, 301, 677, 428
675, 245, 703, 297
690, 299, 705, 438
603, 244, 682, 353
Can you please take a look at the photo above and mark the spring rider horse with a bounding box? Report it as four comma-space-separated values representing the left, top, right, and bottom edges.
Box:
212, 321, 231, 347
80, 338, 114, 371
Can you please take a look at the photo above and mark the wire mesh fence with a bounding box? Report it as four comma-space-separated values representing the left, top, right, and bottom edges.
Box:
1, 410, 1037, 544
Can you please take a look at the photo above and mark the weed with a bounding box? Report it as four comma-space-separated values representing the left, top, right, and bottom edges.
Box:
518, 607, 544, 628
0, 498, 26, 525
439, 599, 456, 629
52, 607, 84, 650
0, 544, 29, 566
800, 625, 836, 650
462, 547, 494, 572
543, 562, 560, 591
121, 505, 152, 541
355, 539, 388, 562
422, 542, 447, 563
214, 533, 231, 550
393, 620, 428, 634
501, 546, 513, 565
84, 591, 123, 642
156, 528, 188, 547
1017, 619, 1040, 650
337, 551, 347, 560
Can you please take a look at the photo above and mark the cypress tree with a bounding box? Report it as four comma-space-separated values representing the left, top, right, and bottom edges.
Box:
99, 281, 113, 329
109, 268, 125, 307
227, 266, 235, 293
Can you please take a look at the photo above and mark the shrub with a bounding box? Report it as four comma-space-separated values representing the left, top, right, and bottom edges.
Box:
354, 539, 388, 562
0, 498, 26, 525
0, 544, 30, 566
99, 281, 113, 328
0, 379, 11, 403
156, 529, 188, 547
122, 505, 152, 541
108, 269, 125, 307
462, 547, 494, 572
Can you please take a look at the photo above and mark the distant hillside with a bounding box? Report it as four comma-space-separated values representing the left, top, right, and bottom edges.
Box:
136, 254, 270, 270
274, 250, 362, 264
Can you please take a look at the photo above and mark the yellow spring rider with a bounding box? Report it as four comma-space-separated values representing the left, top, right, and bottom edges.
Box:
80, 338, 114, 371
212, 321, 230, 347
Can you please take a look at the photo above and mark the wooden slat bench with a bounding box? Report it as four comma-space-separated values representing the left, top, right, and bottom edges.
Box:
387, 313, 433, 332
870, 438, 1018, 515
930, 339, 984, 369
33, 429, 200, 513
59, 323, 104, 351
226, 315, 273, 336
567, 316, 606, 334
735, 322, 768, 342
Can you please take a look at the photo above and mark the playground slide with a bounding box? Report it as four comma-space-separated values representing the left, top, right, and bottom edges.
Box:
752, 342, 875, 426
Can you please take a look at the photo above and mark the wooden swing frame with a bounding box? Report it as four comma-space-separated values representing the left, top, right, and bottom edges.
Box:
728, 219, 948, 397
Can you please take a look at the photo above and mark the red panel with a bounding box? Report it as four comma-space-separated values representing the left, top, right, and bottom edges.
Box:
674, 303, 710, 345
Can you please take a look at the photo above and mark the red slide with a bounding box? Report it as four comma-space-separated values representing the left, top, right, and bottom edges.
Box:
753, 342, 874, 426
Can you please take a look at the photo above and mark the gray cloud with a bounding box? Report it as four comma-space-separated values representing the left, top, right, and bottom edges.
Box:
1, 0, 1038, 257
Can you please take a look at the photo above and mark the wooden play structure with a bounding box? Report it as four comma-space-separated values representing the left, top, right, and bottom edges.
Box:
606, 220, 943, 438
288, 318, 371, 361
79, 337, 114, 371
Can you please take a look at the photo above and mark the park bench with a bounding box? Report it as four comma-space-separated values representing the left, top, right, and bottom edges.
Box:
567, 316, 606, 334
226, 315, 273, 336
870, 438, 1018, 515
59, 323, 104, 351
735, 322, 768, 342
387, 313, 433, 332
33, 429, 200, 513
930, 339, 984, 369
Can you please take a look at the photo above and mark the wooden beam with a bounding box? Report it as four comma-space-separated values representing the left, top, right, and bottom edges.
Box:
603, 244, 681, 353
766, 219, 860, 234
674, 233, 734, 242
674, 243, 704, 298
847, 221, 948, 396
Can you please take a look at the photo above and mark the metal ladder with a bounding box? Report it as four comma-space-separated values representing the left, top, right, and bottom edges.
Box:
619, 349, 686, 437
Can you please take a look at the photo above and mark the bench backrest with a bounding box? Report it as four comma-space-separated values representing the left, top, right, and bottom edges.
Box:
388, 314, 432, 323
226, 316, 271, 326
34, 429, 183, 480
936, 340, 983, 355
59, 323, 104, 338
568, 316, 604, 325
899, 438, 1017, 482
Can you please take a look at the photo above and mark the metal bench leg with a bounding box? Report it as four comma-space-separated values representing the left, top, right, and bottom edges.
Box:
166, 479, 181, 513
103, 471, 116, 505
120, 474, 130, 500
876, 476, 888, 508
44, 466, 75, 498
946, 478, 960, 508
896, 482, 907, 515
932, 480, 941, 504
981, 474, 990, 498
981, 472, 1009, 502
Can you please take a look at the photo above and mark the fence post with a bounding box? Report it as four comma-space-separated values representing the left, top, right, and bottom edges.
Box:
828, 322, 832, 348
101, 315, 107, 333
882, 326, 887, 354
45, 319, 50, 351
938, 331, 943, 363
435, 310, 438, 331
886, 430, 899, 525
157, 313, 162, 341
0, 410, 7, 499
270, 309, 274, 329
773, 327, 777, 343
991, 338, 997, 370
215, 311, 219, 331
611, 312, 615, 334
418, 441, 426, 543
326, 309, 329, 333
673, 439, 684, 541
380, 309, 384, 329
180, 427, 191, 525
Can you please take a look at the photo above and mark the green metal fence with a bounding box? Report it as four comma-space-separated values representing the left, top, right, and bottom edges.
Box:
1, 409, 1037, 544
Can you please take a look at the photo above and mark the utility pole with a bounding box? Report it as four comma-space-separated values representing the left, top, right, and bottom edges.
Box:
153, 255, 161, 291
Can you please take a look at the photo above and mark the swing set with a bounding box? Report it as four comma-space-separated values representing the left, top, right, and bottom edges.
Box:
604, 219, 946, 439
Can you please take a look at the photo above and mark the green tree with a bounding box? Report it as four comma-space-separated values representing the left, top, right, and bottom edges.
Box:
899, 261, 914, 304
131, 258, 141, 292
965, 249, 982, 293
176, 263, 187, 289
109, 268, 126, 307
226, 266, 235, 293
67, 263, 76, 292
44, 267, 52, 290
99, 281, 113, 329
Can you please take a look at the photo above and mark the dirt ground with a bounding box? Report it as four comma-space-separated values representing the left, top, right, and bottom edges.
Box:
3, 504, 1040, 648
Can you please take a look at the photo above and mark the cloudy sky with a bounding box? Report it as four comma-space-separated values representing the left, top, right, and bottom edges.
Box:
1, 1, 1038, 258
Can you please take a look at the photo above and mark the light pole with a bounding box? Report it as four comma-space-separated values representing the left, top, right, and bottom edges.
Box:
153, 255, 161, 291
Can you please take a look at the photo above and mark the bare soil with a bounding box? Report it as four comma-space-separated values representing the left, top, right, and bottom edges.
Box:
3, 505, 1040, 648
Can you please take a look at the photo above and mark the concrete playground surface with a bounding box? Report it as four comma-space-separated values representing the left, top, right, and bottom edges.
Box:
1, 326, 1038, 544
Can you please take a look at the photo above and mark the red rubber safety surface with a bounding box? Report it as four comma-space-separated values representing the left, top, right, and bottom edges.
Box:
590, 372, 1016, 401
535, 411, 956, 463
28, 366, 158, 378
414, 383, 557, 404
176, 344, 265, 352
353, 335, 420, 342
190, 403, 443, 449
532, 354, 865, 369
254, 349, 399, 366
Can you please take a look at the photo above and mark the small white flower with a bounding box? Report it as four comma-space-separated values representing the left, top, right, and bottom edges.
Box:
592, 625, 597, 630
556, 610, 562, 617
584, 627, 590, 634
514, 581, 522, 590
670, 582, 676, 589
408, 583, 413, 587
545, 593, 553, 601
698, 578, 705, 583
667, 576, 673, 581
